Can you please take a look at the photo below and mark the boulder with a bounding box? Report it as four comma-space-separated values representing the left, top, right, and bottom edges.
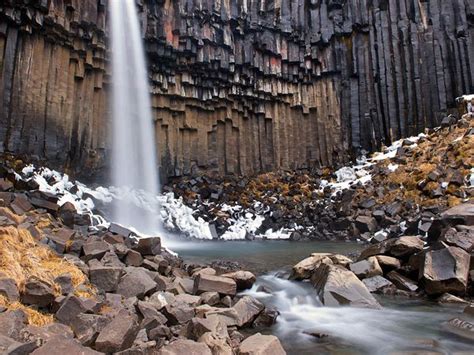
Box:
0, 310, 27, 340
0, 278, 19, 302
133, 237, 161, 256
232, 296, 265, 327
116, 268, 157, 299
441, 202, 474, 226
31, 335, 102, 355
125, 250, 143, 267
253, 307, 279, 327
174, 294, 201, 307
70, 313, 109, 346
349, 257, 383, 279
21, 278, 54, 307
0, 334, 38, 354
355, 216, 377, 233
238, 333, 286, 355
362, 276, 394, 293
290, 254, 332, 280
386, 271, 418, 292
420, 246, 470, 295
158, 339, 212, 355
55, 296, 90, 326
54, 274, 74, 295
198, 332, 232, 355
95, 310, 139, 353
82, 240, 110, 262
221, 271, 256, 290
163, 303, 195, 325
311, 264, 381, 309
89, 265, 123, 292
190, 316, 228, 340
193, 274, 237, 296
375, 255, 401, 271
388, 236, 424, 257
440, 228, 473, 252
200, 292, 220, 306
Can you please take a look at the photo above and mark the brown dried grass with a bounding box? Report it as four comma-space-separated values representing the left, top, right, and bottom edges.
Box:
0, 295, 54, 326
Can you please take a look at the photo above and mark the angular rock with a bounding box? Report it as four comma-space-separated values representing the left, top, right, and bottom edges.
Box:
355, 216, 377, 233
441, 318, 474, 341
117, 268, 157, 299
70, 313, 109, 346
0, 334, 38, 354
253, 307, 279, 328
31, 335, 102, 355
0, 310, 27, 340
349, 257, 383, 279
89, 265, 123, 293
163, 303, 195, 325
95, 310, 139, 353
200, 292, 220, 306
375, 255, 401, 271
0, 278, 19, 302
193, 274, 237, 296
232, 296, 265, 327
311, 264, 381, 309
362, 276, 394, 293
198, 332, 233, 355
290, 254, 332, 280
441, 202, 474, 226
386, 271, 419, 292
388, 236, 424, 257
238, 333, 286, 355
158, 339, 212, 355
221, 271, 256, 291
82, 240, 110, 262
190, 316, 228, 340
125, 250, 143, 267
133, 237, 161, 256
54, 274, 74, 295
21, 278, 54, 307
420, 246, 470, 295
441, 228, 473, 252
55, 296, 90, 326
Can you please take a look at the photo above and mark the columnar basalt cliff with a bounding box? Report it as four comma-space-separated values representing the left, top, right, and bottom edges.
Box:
1, 0, 473, 179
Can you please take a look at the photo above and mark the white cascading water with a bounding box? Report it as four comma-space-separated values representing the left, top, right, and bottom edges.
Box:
109, 0, 159, 234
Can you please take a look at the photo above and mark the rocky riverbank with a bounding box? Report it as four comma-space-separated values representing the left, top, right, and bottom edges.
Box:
165, 112, 473, 241
0, 162, 285, 353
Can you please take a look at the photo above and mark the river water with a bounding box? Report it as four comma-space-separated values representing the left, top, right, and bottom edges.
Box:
172, 240, 473, 355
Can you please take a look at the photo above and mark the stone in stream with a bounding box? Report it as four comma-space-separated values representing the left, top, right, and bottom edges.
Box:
193, 274, 237, 296
221, 271, 256, 290
386, 271, 419, 293
349, 257, 383, 279
362, 276, 394, 293
290, 254, 333, 280
420, 246, 470, 295
311, 264, 381, 309
158, 338, 212, 355
441, 317, 474, 341
238, 333, 286, 355
232, 296, 265, 327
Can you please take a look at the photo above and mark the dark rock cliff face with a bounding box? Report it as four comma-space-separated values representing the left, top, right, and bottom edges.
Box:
1, 0, 473, 179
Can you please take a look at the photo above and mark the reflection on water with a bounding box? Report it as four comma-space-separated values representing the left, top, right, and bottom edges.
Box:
169, 239, 362, 274
171, 240, 473, 354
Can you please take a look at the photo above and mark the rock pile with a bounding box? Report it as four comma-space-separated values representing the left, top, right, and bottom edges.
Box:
292, 201, 473, 305
166, 113, 473, 241
0, 158, 286, 354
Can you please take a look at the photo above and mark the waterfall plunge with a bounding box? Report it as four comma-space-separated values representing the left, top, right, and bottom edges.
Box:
110, 0, 159, 235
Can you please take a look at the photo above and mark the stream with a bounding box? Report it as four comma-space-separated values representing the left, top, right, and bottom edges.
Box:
171, 240, 474, 355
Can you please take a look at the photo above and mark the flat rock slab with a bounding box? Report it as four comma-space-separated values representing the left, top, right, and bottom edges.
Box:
193, 274, 237, 296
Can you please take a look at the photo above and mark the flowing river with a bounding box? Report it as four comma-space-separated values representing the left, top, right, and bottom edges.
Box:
172, 240, 473, 355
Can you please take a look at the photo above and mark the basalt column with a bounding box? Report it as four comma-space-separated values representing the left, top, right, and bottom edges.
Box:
1, 0, 473, 179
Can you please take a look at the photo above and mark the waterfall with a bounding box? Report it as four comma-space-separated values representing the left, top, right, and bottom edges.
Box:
109, 0, 160, 235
